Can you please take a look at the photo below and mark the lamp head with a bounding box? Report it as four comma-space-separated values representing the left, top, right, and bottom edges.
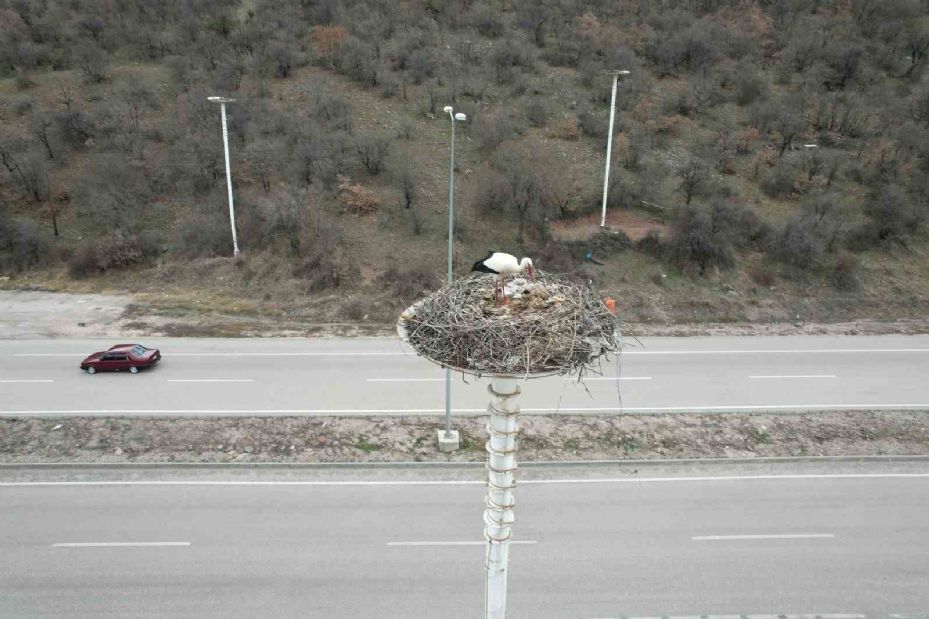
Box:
443, 105, 454, 114
454, 112, 467, 121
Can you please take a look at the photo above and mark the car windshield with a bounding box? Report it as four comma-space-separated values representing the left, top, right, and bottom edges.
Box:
131, 345, 147, 356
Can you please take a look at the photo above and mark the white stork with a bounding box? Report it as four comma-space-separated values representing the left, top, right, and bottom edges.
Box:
472, 252, 535, 304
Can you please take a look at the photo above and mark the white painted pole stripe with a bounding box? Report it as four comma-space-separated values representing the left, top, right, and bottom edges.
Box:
4, 403, 929, 416
0, 379, 54, 383
3, 473, 928, 488
52, 542, 191, 548
387, 540, 537, 546
167, 379, 254, 383
692, 533, 835, 540
749, 375, 836, 379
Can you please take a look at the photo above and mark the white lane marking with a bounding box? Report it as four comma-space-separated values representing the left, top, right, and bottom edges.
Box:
14, 352, 408, 357
367, 378, 444, 382
0, 379, 54, 383
13, 348, 929, 357
750, 375, 836, 379
4, 474, 928, 488
692, 533, 835, 540
388, 540, 537, 546
592, 615, 866, 619
570, 377, 652, 381
52, 542, 191, 548
5, 403, 929, 416
167, 379, 254, 383
624, 349, 929, 355
362, 377, 651, 382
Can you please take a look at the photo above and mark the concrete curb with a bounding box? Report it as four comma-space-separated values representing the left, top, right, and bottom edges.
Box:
2, 454, 928, 470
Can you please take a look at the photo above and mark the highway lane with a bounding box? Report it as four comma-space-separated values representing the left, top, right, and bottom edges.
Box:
2, 335, 929, 416
1, 462, 928, 618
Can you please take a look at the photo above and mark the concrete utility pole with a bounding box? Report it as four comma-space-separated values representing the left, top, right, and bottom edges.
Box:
208, 96, 240, 257
438, 106, 467, 452
600, 70, 630, 228
484, 376, 520, 618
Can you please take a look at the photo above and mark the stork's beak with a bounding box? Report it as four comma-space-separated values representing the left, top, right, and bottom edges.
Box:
527, 265, 535, 279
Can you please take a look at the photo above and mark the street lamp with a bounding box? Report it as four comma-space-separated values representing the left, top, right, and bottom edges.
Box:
207, 96, 240, 257
600, 70, 631, 228
439, 105, 467, 451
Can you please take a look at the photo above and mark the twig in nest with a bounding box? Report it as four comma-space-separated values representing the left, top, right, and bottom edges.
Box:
399, 271, 623, 377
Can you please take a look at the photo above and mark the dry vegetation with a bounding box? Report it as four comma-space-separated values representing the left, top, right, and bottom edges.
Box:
2, 410, 928, 463
2, 0, 929, 327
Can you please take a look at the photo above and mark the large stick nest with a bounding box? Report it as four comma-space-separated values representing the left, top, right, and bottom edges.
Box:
397, 271, 622, 377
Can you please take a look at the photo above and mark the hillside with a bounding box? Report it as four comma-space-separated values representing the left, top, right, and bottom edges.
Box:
2, 0, 929, 329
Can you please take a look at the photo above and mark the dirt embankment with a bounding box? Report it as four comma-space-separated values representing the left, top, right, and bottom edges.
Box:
4, 288, 929, 340
2, 411, 927, 464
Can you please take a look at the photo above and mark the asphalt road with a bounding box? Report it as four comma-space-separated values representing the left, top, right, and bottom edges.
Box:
1, 461, 928, 618
2, 335, 929, 416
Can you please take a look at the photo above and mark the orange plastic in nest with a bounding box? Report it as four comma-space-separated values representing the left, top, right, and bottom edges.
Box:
604, 298, 617, 314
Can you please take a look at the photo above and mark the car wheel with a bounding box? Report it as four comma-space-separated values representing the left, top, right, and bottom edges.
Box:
129, 366, 139, 374
87, 367, 96, 375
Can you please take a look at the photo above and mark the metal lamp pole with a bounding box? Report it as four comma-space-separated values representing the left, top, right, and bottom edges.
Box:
600, 70, 630, 228
208, 96, 240, 257
442, 106, 467, 442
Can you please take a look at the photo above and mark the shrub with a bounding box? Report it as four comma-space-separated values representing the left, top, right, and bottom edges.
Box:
668, 207, 734, 273
761, 161, 797, 198
0, 214, 47, 271
636, 229, 665, 259
861, 184, 922, 243
378, 263, 441, 301
524, 100, 548, 128
831, 251, 860, 290
475, 112, 524, 152
577, 108, 606, 138
67, 233, 154, 278
355, 135, 391, 175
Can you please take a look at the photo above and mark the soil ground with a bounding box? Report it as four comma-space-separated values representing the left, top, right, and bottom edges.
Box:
2, 410, 927, 464
4, 288, 929, 339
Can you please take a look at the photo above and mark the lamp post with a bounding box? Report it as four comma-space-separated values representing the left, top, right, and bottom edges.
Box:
207, 96, 240, 257
600, 70, 631, 228
439, 105, 467, 451
803, 143, 820, 182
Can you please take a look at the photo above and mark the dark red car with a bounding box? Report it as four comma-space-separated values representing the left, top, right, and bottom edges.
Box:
80, 344, 161, 375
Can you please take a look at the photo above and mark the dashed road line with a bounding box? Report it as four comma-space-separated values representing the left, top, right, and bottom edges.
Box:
52, 542, 191, 548
692, 533, 835, 540
387, 540, 537, 546
749, 375, 836, 379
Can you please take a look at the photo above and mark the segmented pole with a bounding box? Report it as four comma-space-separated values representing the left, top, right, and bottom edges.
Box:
484, 376, 520, 619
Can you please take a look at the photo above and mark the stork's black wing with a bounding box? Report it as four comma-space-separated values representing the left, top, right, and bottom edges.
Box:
472, 250, 498, 273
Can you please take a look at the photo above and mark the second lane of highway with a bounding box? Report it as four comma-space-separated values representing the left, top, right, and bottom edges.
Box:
2, 335, 929, 416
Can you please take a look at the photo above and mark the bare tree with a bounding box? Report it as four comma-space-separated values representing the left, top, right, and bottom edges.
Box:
355, 135, 391, 175
396, 165, 421, 234
29, 112, 55, 160
678, 159, 707, 205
